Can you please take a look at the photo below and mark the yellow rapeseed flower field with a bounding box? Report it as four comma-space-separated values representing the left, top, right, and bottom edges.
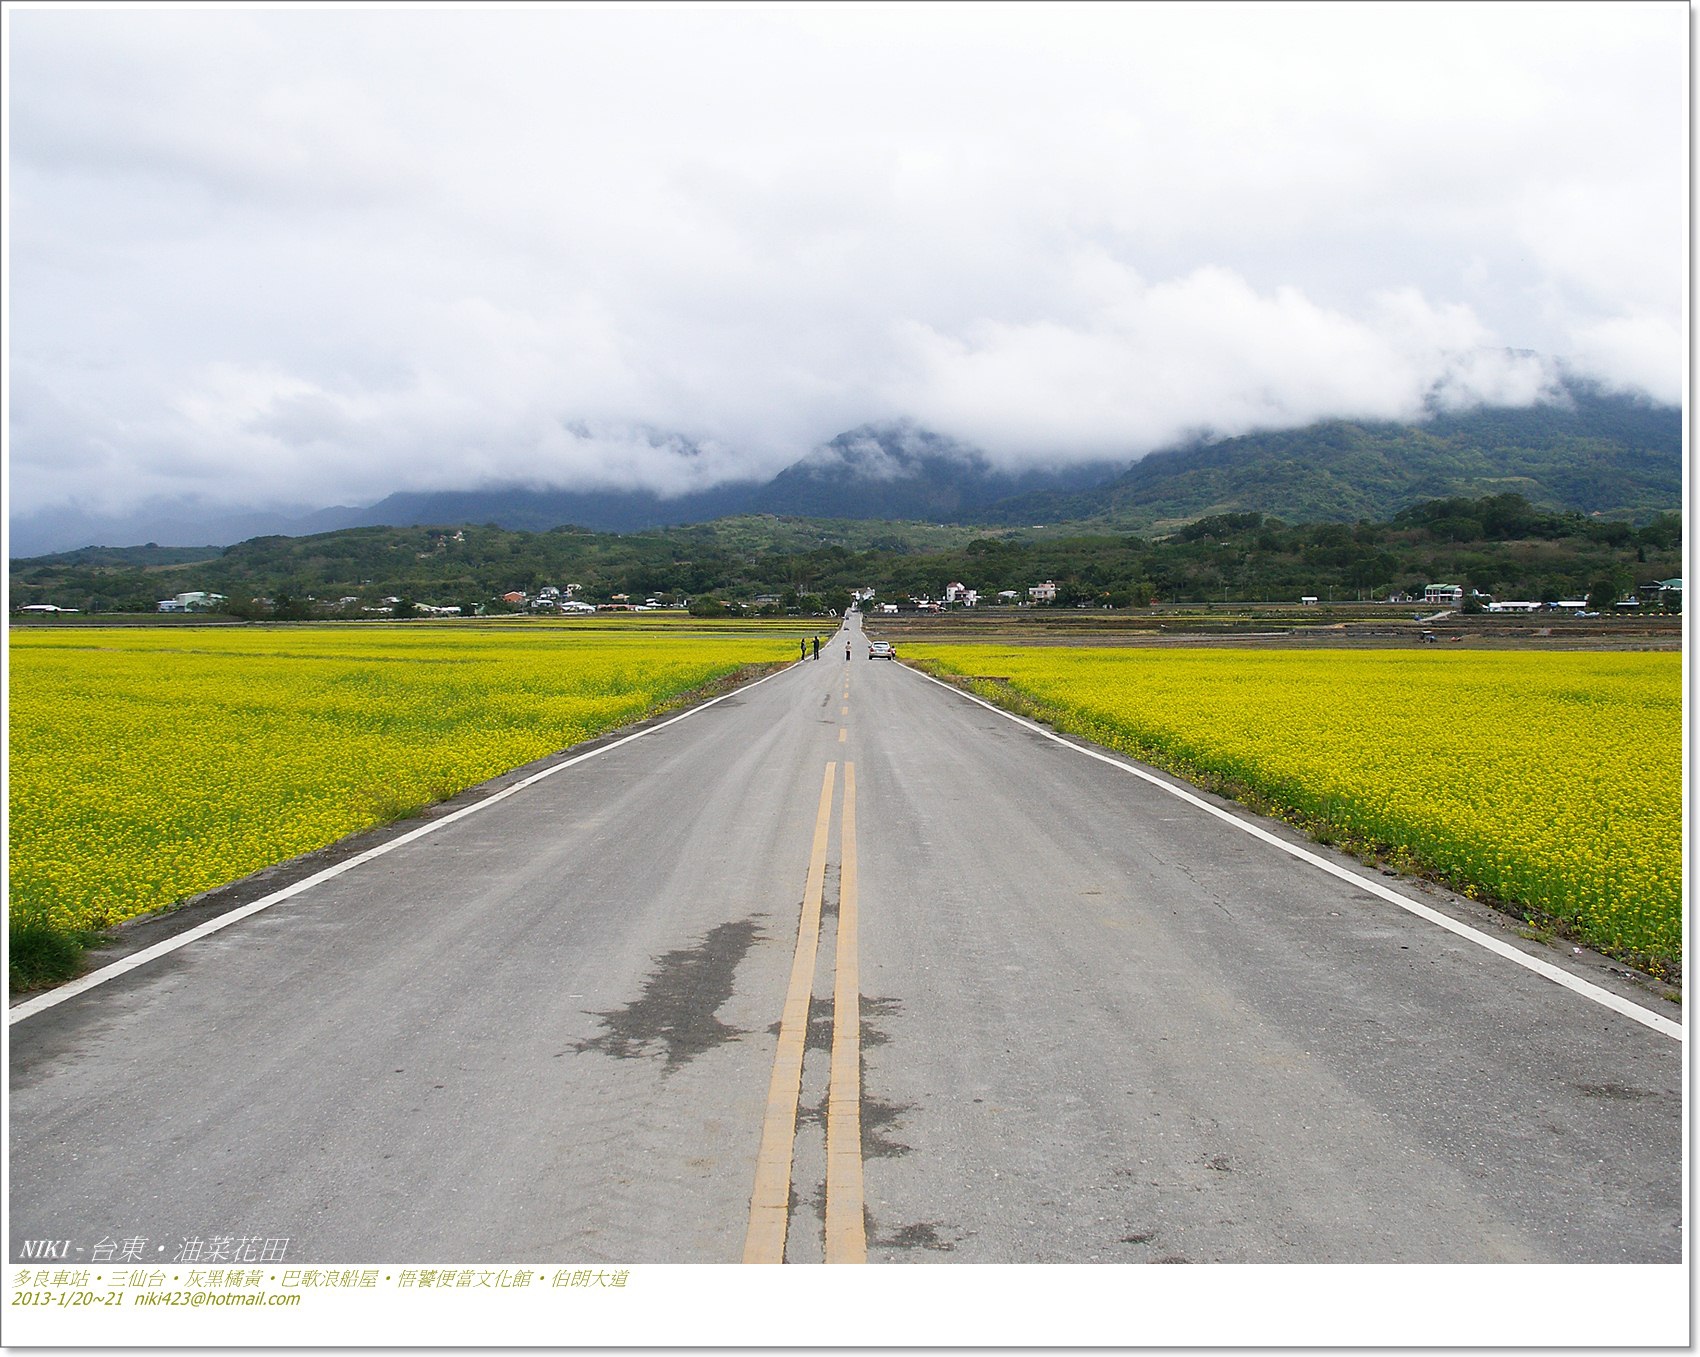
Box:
905, 645, 1681, 968
9, 624, 793, 940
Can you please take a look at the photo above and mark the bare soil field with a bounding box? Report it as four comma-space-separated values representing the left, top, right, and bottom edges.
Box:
861, 606, 1682, 651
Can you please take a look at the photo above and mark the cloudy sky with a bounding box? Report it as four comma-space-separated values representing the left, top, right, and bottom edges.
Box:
5, 2, 1687, 527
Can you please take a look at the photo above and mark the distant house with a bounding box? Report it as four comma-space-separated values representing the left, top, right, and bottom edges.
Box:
501, 591, 526, 605
156, 591, 225, 613
18, 603, 76, 614
1424, 584, 1464, 607
1299, 596, 1319, 606
1028, 581, 1058, 604
996, 590, 1021, 604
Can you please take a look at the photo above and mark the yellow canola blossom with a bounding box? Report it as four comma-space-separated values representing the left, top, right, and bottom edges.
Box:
905, 645, 1681, 967
9, 625, 792, 935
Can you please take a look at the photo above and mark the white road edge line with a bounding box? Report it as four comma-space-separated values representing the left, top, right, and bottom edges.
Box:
906, 664, 1682, 1043
9, 663, 800, 1026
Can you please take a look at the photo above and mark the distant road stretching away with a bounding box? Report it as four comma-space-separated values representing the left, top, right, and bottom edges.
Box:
10, 613, 1681, 1263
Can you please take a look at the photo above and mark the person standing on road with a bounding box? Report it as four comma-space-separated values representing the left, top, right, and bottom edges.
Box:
800, 639, 807, 662
845, 639, 851, 660
812, 636, 821, 660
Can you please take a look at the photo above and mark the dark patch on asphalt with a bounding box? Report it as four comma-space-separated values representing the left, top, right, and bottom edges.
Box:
807, 994, 835, 1050
1204, 1153, 1232, 1172
853, 994, 911, 1158
1574, 1081, 1657, 1101
573, 917, 763, 1072
1153, 1255, 1192, 1264
773, 992, 898, 1056
766, 994, 835, 1052
1120, 1231, 1157, 1245
782, 996, 909, 1157
860, 1090, 913, 1159
874, 1221, 957, 1252
859, 995, 899, 1047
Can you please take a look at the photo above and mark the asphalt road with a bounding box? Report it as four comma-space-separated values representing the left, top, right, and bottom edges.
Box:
8, 613, 1683, 1264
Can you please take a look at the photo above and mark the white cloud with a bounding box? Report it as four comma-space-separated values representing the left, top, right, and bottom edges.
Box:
888, 265, 1573, 462
1565, 312, 1686, 403
6, 3, 1684, 520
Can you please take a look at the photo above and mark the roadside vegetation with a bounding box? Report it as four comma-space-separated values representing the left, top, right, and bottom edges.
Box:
903, 644, 1681, 979
8, 624, 799, 990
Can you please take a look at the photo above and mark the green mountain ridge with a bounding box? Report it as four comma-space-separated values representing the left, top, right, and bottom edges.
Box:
987, 388, 1680, 528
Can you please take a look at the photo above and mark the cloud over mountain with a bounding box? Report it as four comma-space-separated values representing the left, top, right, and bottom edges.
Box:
7, 6, 1683, 532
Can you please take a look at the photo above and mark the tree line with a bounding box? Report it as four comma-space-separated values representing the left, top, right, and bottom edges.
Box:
9, 494, 1681, 618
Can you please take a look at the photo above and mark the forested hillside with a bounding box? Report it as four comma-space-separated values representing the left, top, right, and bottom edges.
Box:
11, 495, 1680, 617
988, 386, 1681, 529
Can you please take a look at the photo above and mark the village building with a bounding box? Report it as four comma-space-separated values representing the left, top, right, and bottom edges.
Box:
1647, 578, 1683, 610
155, 591, 226, 613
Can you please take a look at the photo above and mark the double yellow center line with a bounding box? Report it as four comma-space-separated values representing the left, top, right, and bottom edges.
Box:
743, 761, 865, 1264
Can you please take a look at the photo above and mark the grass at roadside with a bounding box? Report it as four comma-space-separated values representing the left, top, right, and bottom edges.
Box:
903, 644, 1680, 980
8, 624, 799, 991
